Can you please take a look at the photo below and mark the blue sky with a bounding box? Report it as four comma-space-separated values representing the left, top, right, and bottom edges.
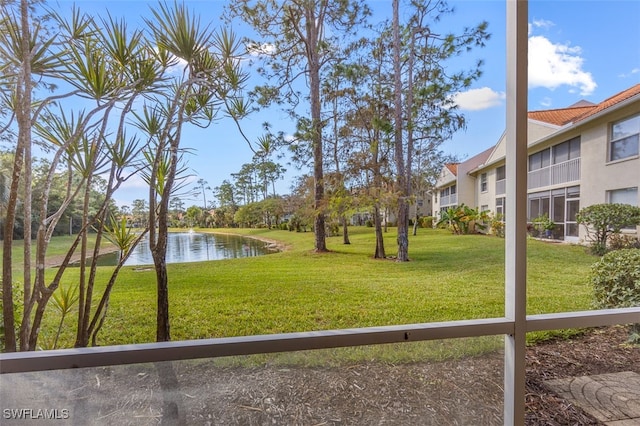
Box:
49, 1, 640, 208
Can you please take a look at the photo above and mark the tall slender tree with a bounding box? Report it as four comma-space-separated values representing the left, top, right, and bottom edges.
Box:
390, 0, 489, 261
142, 2, 248, 341
227, 0, 370, 252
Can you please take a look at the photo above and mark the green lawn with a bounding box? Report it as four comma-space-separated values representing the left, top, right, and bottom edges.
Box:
16, 226, 597, 350
2, 234, 116, 276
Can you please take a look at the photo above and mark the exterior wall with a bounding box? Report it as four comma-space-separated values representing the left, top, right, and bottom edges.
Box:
456, 161, 479, 208
433, 167, 457, 218
579, 109, 640, 241
476, 165, 503, 213
527, 120, 560, 145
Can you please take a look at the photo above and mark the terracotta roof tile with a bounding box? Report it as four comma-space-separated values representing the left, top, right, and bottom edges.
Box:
528, 106, 594, 126
574, 83, 640, 123
528, 84, 640, 126
445, 163, 458, 176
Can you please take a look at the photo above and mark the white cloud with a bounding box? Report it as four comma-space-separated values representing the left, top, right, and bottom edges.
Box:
528, 35, 597, 96
247, 42, 276, 57
118, 173, 149, 190
532, 19, 555, 30
167, 56, 189, 75
618, 68, 640, 78
451, 87, 506, 111
539, 97, 553, 108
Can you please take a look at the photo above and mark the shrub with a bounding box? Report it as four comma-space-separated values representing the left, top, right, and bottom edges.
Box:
577, 203, 640, 255
420, 216, 434, 228
490, 214, 504, 238
608, 233, 640, 251
590, 248, 640, 343
531, 213, 555, 238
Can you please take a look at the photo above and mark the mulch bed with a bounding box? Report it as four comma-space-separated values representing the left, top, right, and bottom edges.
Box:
525, 325, 640, 425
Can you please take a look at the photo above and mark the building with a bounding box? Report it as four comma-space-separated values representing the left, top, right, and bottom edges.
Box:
433, 84, 640, 242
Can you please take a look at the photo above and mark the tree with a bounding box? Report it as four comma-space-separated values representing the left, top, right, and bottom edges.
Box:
391, 0, 408, 260
1, 0, 38, 352
333, 41, 395, 258
131, 199, 148, 228
577, 203, 640, 255
1, 3, 153, 350
195, 178, 210, 209
389, 0, 489, 260
142, 2, 248, 342
185, 205, 203, 228
227, 0, 370, 252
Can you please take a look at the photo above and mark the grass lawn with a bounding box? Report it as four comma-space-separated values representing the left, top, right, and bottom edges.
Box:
2, 234, 116, 276
14, 226, 597, 352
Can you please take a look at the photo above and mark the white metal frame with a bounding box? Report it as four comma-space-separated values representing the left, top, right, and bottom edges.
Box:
2, 2, 639, 424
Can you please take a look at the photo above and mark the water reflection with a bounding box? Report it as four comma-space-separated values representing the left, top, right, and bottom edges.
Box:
96, 233, 275, 266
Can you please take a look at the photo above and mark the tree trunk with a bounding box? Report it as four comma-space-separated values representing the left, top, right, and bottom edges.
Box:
3, 0, 33, 352
392, 0, 409, 261
341, 215, 350, 245
155, 257, 171, 342
373, 205, 386, 259
2, 142, 23, 352
307, 5, 327, 253
396, 202, 409, 261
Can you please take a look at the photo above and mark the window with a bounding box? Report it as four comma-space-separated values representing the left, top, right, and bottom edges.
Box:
528, 191, 550, 221
553, 141, 569, 164
608, 187, 638, 206
568, 137, 581, 160
610, 114, 640, 161
450, 184, 456, 194
480, 204, 489, 212
480, 173, 487, 192
496, 165, 506, 181
552, 137, 580, 164
528, 148, 551, 171
567, 185, 580, 198
496, 197, 505, 217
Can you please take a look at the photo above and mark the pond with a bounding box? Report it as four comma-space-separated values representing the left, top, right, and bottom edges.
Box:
94, 232, 276, 266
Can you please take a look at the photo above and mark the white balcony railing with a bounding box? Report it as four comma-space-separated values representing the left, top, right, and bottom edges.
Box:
528, 158, 580, 190
440, 193, 458, 206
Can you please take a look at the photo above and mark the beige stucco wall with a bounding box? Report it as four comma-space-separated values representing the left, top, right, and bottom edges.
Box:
475, 166, 503, 212
578, 109, 640, 240
456, 161, 478, 208
527, 120, 560, 147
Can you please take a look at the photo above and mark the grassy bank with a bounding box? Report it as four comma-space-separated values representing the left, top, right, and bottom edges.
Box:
22, 227, 596, 351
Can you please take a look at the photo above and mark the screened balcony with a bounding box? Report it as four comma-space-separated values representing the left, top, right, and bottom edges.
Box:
528, 157, 580, 190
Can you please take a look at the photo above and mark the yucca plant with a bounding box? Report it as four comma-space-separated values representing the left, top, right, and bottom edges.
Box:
101, 214, 137, 261
51, 284, 79, 349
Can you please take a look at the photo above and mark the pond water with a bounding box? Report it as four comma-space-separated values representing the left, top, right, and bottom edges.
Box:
95, 232, 276, 266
